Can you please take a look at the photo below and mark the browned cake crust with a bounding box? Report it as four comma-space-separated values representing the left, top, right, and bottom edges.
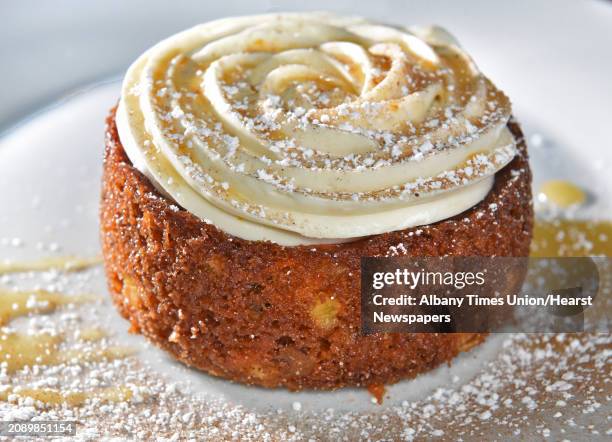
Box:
100, 108, 533, 390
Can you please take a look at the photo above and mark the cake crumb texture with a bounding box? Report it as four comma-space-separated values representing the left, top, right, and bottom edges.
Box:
100, 109, 533, 390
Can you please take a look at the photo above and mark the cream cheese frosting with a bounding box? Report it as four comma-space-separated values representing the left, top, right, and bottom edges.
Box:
116, 12, 516, 245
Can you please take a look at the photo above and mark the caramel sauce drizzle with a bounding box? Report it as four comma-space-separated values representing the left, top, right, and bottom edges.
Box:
0, 332, 134, 373
0, 278, 136, 407
0, 386, 134, 407
0, 289, 95, 325
531, 219, 612, 257
0, 255, 102, 275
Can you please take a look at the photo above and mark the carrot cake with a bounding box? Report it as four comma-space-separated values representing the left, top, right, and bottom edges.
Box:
100, 12, 533, 390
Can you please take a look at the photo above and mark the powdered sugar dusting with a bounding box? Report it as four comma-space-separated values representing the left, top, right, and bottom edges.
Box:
118, 13, 518, 240
1, 261, 608, 440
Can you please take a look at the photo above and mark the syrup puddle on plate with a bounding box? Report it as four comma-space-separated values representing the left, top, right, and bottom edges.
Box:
538, 179, 587, 209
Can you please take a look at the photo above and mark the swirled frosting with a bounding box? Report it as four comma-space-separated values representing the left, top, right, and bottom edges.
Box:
117, 13, 516, 245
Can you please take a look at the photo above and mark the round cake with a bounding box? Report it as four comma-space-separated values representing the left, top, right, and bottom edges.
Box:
100, 13, 533, 390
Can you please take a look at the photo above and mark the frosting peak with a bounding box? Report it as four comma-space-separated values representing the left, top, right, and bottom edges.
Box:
117, 13, 516, 245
